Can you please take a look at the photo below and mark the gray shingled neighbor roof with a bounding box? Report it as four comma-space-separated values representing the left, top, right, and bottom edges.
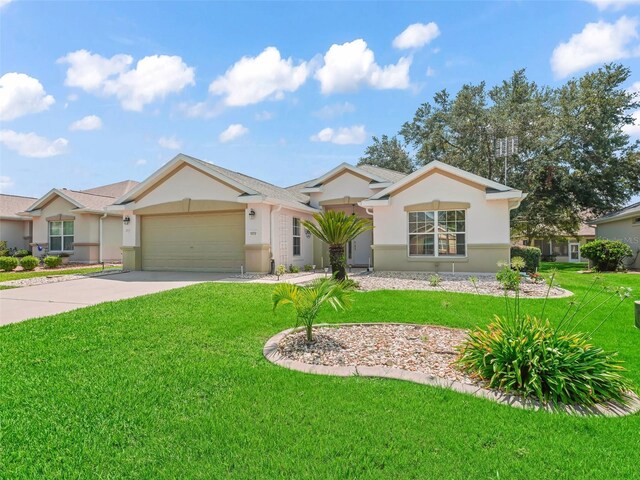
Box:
358, 164, 408, 183
593, 202, 640, 224
82, 180, 139, 198
59, 189, 121, 210
0, 194, 37, 219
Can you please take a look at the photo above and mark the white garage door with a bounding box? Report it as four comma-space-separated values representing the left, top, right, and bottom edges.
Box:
141, 211, 245, 272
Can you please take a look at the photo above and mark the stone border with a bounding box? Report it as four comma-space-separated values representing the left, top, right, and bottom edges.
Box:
264, 323, 640, 417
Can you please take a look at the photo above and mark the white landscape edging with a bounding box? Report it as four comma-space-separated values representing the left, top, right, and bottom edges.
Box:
263, 323, 640, 417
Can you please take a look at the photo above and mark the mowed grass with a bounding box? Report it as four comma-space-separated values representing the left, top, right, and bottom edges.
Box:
0, 265, 121, 282
1, 268, 639, 479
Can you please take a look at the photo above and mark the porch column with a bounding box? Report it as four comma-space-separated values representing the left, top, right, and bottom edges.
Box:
121, 211, 141, 271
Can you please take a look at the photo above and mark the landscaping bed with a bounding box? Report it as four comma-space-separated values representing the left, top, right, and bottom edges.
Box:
0, 266, 123, 287
356, 271, 572, 298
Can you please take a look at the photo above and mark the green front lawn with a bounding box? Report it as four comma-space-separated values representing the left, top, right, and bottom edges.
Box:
0, 265, 122, 283
1, 270, 639, 479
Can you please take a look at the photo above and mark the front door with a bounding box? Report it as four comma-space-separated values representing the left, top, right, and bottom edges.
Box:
569, 242, 580, 262
347, 229, 373, 267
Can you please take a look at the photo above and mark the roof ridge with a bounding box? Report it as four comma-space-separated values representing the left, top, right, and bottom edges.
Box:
358, 163, 407, 175
0, 193, 37, 199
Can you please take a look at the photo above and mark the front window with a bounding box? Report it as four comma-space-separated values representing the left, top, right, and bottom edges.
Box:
292, 218, 301, 256
408, 210, 466, 257
49, 221, 74, 251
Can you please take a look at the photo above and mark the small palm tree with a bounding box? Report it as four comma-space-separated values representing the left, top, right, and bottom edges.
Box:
272, 278, 354, 343
302, 210, 373, 281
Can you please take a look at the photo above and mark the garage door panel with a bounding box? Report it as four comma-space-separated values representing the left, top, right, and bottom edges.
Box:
141, 212, 244, 272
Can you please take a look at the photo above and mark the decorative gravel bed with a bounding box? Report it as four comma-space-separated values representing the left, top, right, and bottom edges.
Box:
356, 271, 571, 298
278, 323, 474, 384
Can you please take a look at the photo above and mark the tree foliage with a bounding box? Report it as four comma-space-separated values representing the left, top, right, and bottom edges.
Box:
357, 135, 415, 173
397, 64, 640, 240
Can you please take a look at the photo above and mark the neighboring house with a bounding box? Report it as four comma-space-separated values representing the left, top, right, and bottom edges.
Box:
21, 180, 138, 263
515, 224, 596, 263
0, 194, 37, 250
592, 202, 640, 270
111, 154, 525, 273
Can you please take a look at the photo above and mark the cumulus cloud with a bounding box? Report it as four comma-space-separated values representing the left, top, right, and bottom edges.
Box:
219, 124, 248, 143
58, 49, 195, 111
315, 39, 411, 94
0, 0, 13, 8
550, 16, 640, 78
393, 22, 441, 49
0, 73, 55, 121
0, 130, 69, 157
623, 110, 640, 137
209, 47, 308, 106
158, 136, 182, 149
135, 159, 147, 166
0, 175, 14, 192
310, 125, 366, 145
69, 115, 102, 131
312, 102, 356, 119
586, 0, 640, 10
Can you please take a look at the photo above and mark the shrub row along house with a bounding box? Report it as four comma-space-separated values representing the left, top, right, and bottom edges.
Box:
0, 153, 530, 273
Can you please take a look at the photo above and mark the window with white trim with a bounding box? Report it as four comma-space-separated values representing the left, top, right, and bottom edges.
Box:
292, 218, 301, 256
408, 210, 466, 256
49, 221, 74, 252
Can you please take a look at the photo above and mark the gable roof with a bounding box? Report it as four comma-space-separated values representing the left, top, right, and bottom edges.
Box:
300, 162, 400, 189
114, 154, 317, 212
358, 164, 408, 183
82, 180, 139, 198
0, 194, 37, 220
592, 202, 640, 225
365, 160, 523, 201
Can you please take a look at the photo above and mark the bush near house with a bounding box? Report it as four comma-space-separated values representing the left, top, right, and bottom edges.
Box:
0, 240, 9, 257
13, 249, 30, 258
580, 239, 633, 271
510, 246, 541, 272
0, 256, 19, 271
19, 256, 39, 271
43, 256, 62, 269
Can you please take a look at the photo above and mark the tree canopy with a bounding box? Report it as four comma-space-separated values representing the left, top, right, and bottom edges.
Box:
357, 135, 415, 174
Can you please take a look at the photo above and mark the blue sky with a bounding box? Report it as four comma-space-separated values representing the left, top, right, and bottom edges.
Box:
1, 0, 639, 199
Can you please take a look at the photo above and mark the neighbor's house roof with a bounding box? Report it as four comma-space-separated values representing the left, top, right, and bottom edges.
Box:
82, 180, 139, 198
591, 202, 640, 225
114, 154, 319, 213
0, 194, 37, 220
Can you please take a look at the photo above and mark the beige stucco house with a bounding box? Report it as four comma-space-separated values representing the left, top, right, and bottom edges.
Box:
21, 180, 138, 263
515, 223, 596, 263
592, 202, 640, 270
0, 194, 36, 250
111, 154, 525, 274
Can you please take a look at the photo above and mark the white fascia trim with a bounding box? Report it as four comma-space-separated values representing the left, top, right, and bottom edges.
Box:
105, 204, 126, 212
486, 190, 524, 200
74, 208, 120, 216
16, 210, 39, 217
369, 181, 393, 189
27, 189, 84, 211
592, 210, 640, 225
359, 199, 390, 207
265, 198, 320, 214
235, 194, 266, 203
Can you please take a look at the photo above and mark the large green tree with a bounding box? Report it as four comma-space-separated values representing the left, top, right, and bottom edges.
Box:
398, 64, 640, 241
357, 135, 415, 173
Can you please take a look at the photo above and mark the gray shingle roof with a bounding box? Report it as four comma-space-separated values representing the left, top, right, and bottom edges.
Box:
0, 194, 37, 219
82, 180, 139, 198
594, 202, 640, 223
59, 189, 120, 210
358, 164, 407, 183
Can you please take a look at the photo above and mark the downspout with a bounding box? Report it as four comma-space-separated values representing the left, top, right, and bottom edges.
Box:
99, 213, 107, 266
270, 204, 283, 272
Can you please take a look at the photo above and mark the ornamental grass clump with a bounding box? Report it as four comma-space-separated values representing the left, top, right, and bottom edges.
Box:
272, 278, 354, 343
457, 274, 634, 406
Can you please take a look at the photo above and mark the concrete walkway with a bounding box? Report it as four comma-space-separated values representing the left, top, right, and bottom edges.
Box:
0, 271, 230, 327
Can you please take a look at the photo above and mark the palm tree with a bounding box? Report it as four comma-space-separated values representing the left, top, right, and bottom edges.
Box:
302, 210, 373, 281
272, 278, 354, 343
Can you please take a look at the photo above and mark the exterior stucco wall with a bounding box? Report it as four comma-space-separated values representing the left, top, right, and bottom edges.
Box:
0, 219, 31, 250
102, 216, 123, 262
369, 172, 511, 273
596, 218, 640, 269
272, 207, 314, 270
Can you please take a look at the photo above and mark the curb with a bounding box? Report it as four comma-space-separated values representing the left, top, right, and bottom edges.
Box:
263, 323, 640, 417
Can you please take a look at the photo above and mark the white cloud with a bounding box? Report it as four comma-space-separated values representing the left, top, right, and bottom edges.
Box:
586, 0, 640, 10
550, 16, 640, 78
313, 102, 356, 119
0, 73, 55, 121
69, 115, 102, 131
158, 136, 182, 149
219, 123, 248, 143
426, 67, 436, 77
177, 101, 222, 119
393, 22, 441, 49
628, 80, 640, 93
0, 175, 13, 192
255, 110, 274, 121
135, 159, 147, 166
58, 49, 195, 111
0, 130, 69, 157
310, 125, 367, 145
315, 39, 411, 94
623, 110, 640, 137
0, 0, 13, 8
209, 47, 308, 106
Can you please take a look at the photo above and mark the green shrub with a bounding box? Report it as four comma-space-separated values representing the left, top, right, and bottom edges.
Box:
510, 256, 526, 271
303, 264, 314, 272
0, 256, 18, 271
43, 255, 62, 268
289, 264, 300, 273
580, 239, 633, 271
19, 255, 39, 271
275, 264, 286, 278
0, 240, 8, 257
428, 274, 442, 287
13, 249, 30, 258
496, 262, 520, 290
510, 246, 541, 272
457, 315, 633, 406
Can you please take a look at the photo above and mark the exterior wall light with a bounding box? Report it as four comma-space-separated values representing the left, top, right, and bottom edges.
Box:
249, 208, 256, 219
123, 216, 131, 225
305, 228, 311, 238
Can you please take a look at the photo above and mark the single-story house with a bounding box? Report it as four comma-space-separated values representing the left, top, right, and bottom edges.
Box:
0, 194, 37, 250
21, 180, 138, 263
592, 202, 640, 270
110, 154, 526, 273
515, 223, 596, 263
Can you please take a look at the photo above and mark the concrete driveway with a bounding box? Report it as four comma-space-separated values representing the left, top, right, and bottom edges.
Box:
0, 271, 230, 327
